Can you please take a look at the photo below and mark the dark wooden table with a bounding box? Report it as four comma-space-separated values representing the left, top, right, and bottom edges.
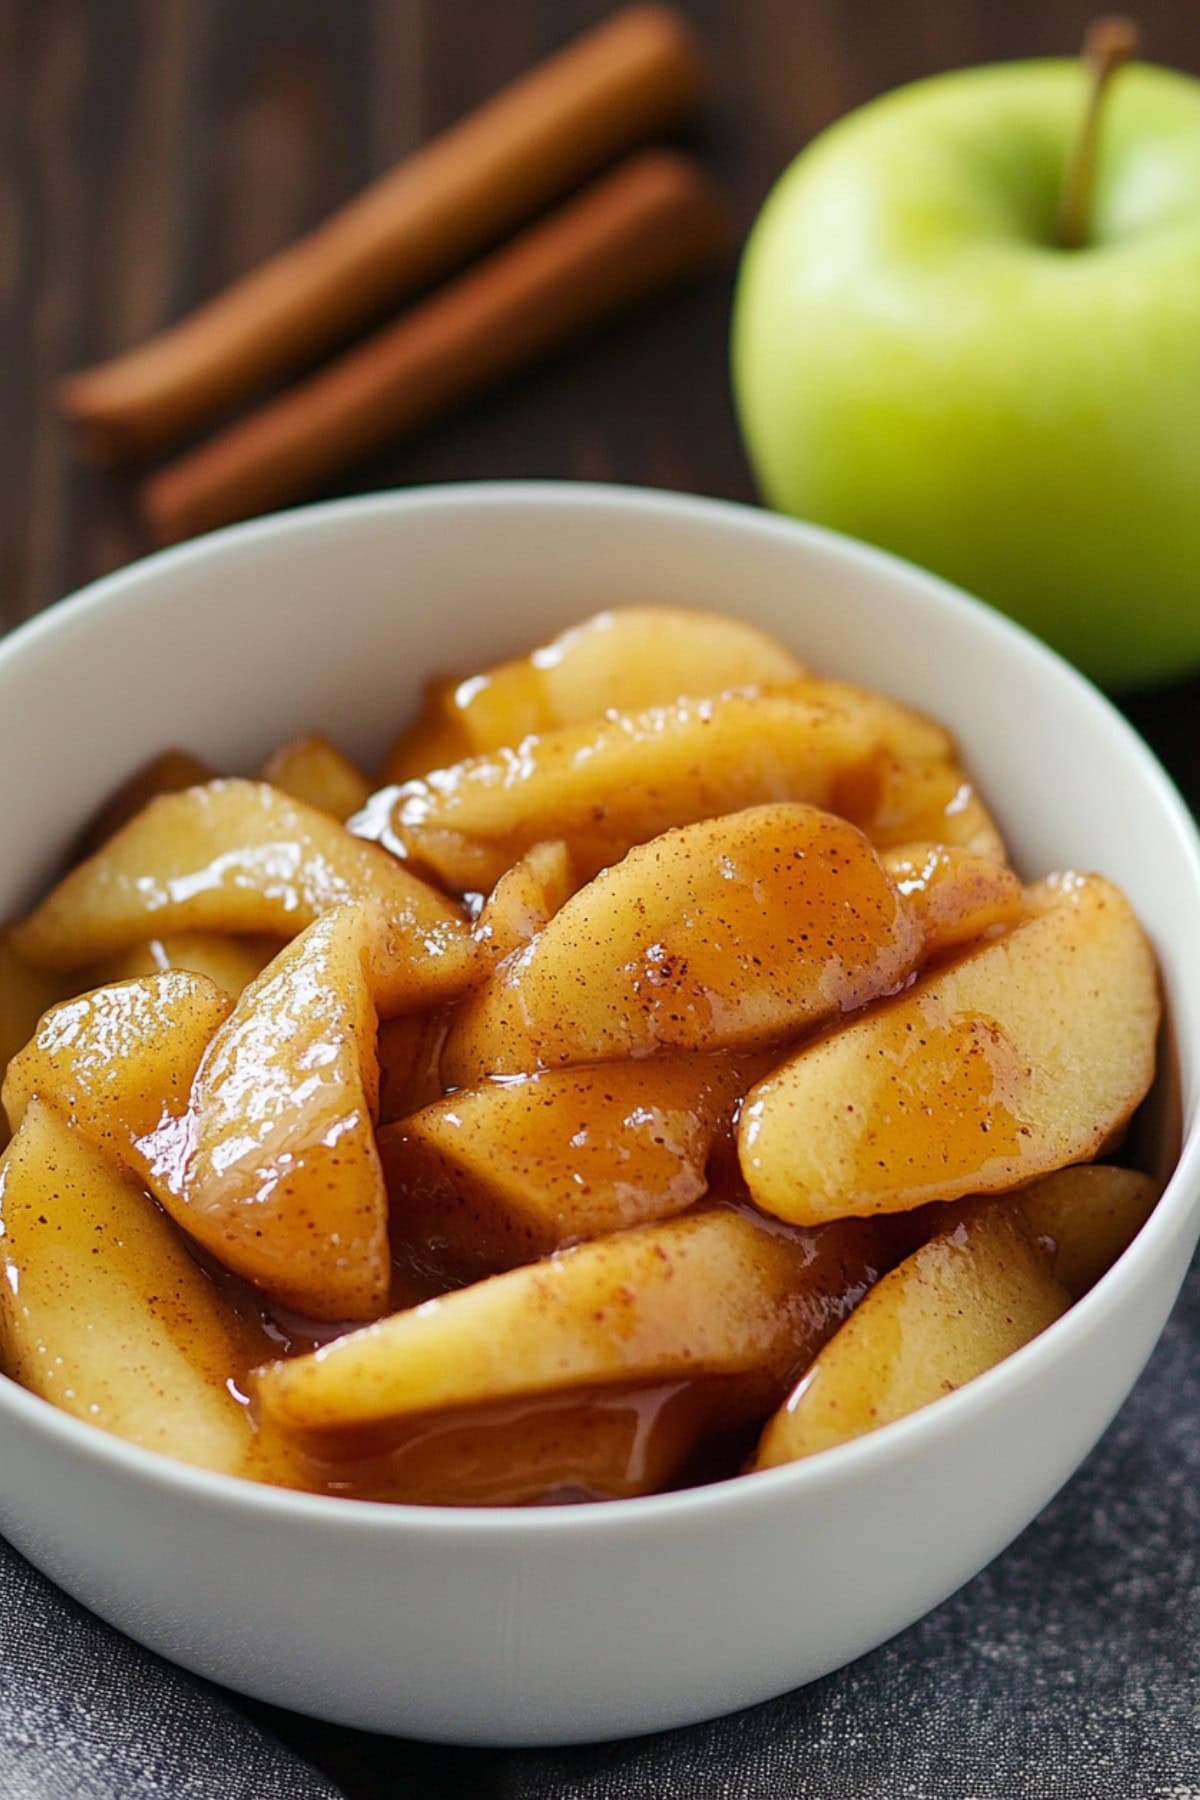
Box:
5, 2, 1200, 1793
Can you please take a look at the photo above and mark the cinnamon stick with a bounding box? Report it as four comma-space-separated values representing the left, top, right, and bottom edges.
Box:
60, 5, 706, 464
139, 151, 731, 547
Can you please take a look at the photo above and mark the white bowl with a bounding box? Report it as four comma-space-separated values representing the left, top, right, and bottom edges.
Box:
1, 484, 1197, 1747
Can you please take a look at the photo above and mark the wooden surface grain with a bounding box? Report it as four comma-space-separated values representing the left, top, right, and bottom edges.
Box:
4, 1, 1200, 1792
4, 0, 1199, 622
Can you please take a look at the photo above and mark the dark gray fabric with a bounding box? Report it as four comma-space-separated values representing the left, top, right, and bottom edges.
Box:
0, 1550, 339, 1800
5, 1255, 1200, 1799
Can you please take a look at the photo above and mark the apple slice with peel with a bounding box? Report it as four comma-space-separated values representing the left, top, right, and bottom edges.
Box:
3, 969, 233, 1146
12, 778, 475, 1014
176, 904, 390, 1321
383, 1050, 772, 1274
1015, 1164, 1159, 1298
255, 1207, 892, 1444
443, 803, 923, 1083
739, 872, 1159, 1225
881, 843, 1023, 956
754, 1200, 1070, 1469
0, 1099, 277, 1474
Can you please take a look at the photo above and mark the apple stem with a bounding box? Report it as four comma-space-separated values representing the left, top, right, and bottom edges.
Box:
1057, 16, 1141, 249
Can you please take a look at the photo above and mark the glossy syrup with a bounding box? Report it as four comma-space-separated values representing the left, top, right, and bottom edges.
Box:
209, 848, 977, 1506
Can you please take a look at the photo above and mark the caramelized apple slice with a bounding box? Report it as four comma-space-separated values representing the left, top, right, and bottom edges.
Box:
377, 1010, 451, 1125
88, 932, 280, 996
78, 748, 214, 856
881, 844, 1023, 956
383, 1051, 770, 1273
12, 778, 475, 1013
475, 840, 575, 966
260, 734, 370, 822
848, 753, 1007, 863
0, 1100, 266, 1473
443, 804, 921, 1083
755, 1201, 1069, 1468
1016, 1164, 1159, 1298
0, 932, 71, 1092
739, 873, 1159, 1225
3, 970, 233, 1145
255, 1208, 890, 1442
301, 1381, 723, 1506
357, 692, 884, 891
3, 949, 389, 1320
383, 677, 472, 783
781, 679, 951, 764
385, 609, 805, 781
178, 904, 389, 1321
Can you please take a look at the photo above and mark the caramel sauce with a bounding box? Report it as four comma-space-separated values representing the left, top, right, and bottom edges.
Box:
289, 1380, 718, 1507
0, 636, 1163, 1511
842, 1008, 1029, 1196
440, 805, 924, 1083
381, 1051, 767, 1276
13, 812, 1020, 1504
352, 694, 883, 893
377, 1009, 452, 1125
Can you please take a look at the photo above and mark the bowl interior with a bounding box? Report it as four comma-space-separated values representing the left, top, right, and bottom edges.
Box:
2, 479, 1198, 1426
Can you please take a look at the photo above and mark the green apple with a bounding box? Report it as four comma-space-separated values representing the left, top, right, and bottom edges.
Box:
732, 56, 1200, 687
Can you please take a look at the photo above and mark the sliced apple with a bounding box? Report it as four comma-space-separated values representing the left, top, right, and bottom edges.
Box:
443, 803, 922, 1083
754, 1200, 1069, 1468
3, 970, 233, 1146
78, 748, 214, 856
739, 872, 1159, 1225
782, 679, 950, 764
255, 1207, 891, 1443
0, 931, 71, 1090
386, 609, 806, 782
475, 840, 575, 966
1016, 1164, 1159, 1298
359, 692, 885, 891
12, 778, 475, 1013
179, 904, 389, 1321
87, 932, 280, 996
881, 843, 1023, 956
0, 1099, 268, 1473
260, 734, 370, 823
383, 1051, 769, 1273
847, 752, 1008, 862
383, 677, 472, 784
301, 1381, 723, 1506
377, 1010, 451, 1125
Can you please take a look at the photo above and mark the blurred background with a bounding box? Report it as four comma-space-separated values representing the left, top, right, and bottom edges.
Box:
3, 0, 1196, 625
